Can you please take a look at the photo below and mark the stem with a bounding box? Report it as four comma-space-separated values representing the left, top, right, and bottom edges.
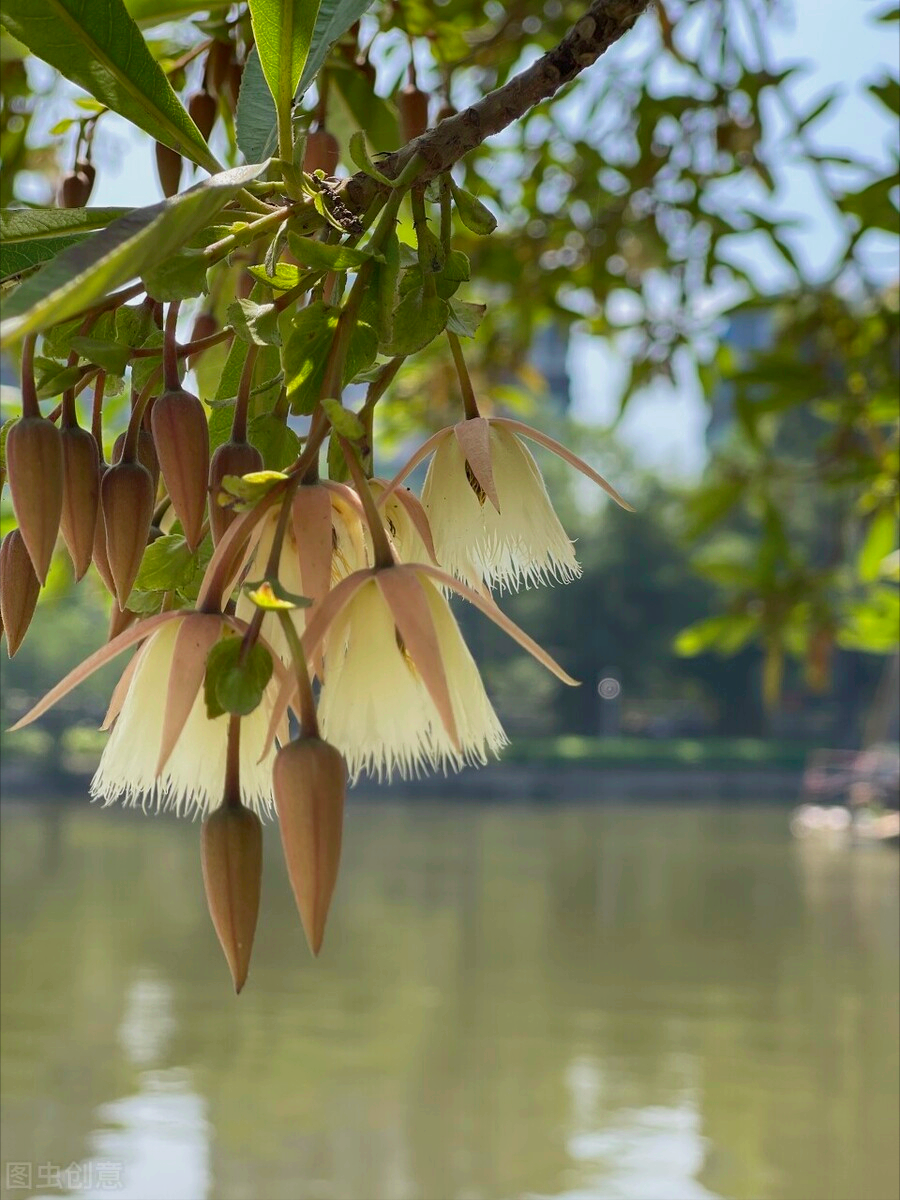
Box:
91, 373, 106, 448
232, 344, 259, 443
446, 331, 480, 420
359, 356, 405, 473
163, 301, 181, 391
337, 435, 393, 569
204, 206, 293, 259
61, 387, 77, 430
223, 716, 242, 808
122, 367, 162, 462
277, 609, 319, 738
439, 175, 452, 252
20, 334, 39, 418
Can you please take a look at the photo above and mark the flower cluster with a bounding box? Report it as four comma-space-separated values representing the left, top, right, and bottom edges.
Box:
5, 308, 630, 989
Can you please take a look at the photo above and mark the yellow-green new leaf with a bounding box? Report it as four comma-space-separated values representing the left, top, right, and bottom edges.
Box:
0, 0, 219, 173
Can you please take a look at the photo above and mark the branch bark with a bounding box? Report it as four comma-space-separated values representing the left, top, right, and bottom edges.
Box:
342, 0, 652, 212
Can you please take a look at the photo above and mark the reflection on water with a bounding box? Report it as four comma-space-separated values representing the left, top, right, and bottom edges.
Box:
1, 802, 897, 1200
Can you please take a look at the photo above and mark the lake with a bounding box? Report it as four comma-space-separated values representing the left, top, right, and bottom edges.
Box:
1, 800, 898, 1200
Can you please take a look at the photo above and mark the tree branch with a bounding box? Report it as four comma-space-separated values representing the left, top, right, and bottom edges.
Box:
342, 0, 651, 212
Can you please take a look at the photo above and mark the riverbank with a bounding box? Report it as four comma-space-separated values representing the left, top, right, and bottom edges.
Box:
0, 734, 809, 802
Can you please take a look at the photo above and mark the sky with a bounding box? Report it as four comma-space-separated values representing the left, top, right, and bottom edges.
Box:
19, 0, 900, 481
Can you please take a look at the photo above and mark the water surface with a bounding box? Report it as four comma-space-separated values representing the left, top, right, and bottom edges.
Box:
1, 801, 898, 1200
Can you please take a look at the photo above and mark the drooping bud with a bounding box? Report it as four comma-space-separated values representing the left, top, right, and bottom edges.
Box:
201, 802, 262, 993
304, 129, 339, 176
188, 90, 218, 142
58, 161, 96, 208
5, 416, 64, 584
273, 738, 347, 956
92, 462, 116, 596
188, 311, 219, 366
100, 461, 155, 609
224, 60, 244, 108
0, 529, 40, 657
112, 428, 159, 493
155, 142, 183, 198
108, 602, 138, 642
208, 439, 263, 545
398, 84, 429, 142
150, 388, 210, 550
59, 424, 101, 580
204, 38, 232, 99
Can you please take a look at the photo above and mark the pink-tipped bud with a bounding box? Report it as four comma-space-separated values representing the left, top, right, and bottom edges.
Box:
201, 803, 262, 993
150, 388, 210, 551
0, 529, 40, 657
5, 416, 63, 584
208, 439, 264, 545
60, 426, 100, 581
100, 461, 155, 609
273, 738, 346, 956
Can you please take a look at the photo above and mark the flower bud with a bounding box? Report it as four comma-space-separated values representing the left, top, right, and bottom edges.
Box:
92, 462, 116, 596
0, 529, 40, 658
101, 461, 155, 609
273, 738, 346, 956
108, 602, 138, 642
204, 38, 232, 98
5, 416, 64, 584
398, 85, 429, 142
188, 90, 218, 142
201, 803, 262, 993
304, 129, 339, 176
155, 141, 183, 198
60, 425, 100, 580
58, 161, 95, 208
224, 60, 244, 108
112, 428, 159, 493
188, 311, 219, 367
208, 439, 263, 545
150, 387, 210, 550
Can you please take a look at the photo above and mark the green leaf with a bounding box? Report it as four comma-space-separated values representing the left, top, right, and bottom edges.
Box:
227, 298, 282, 346
0, 0, 219, 172
34, 359, 85, 399
67, 335, 131, 375
204, 635, 274, 718
447, 299, 486, 339
236, 0, 375, 162
449, 180, 497, 235
1, 162, 269, 346
248, 412, 301, 470
0, 207, 130, 282
247, 262, 305, 290
125, 0, 231, 21
286, 233, 376, 271
248, 0, 321, 143
142, 248, 210, 302
283, 300, 339, 412
130, 534, 195, 594
435, 248, 470, 299
348, 130, 393, 185
386, 289, 449, 356
321, 396, 364, 438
